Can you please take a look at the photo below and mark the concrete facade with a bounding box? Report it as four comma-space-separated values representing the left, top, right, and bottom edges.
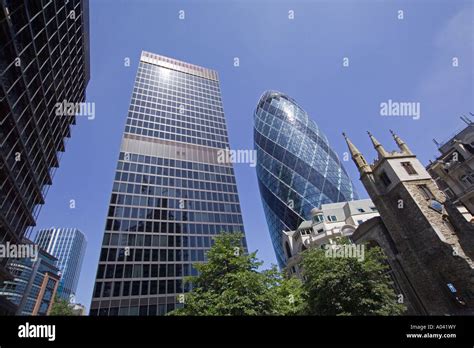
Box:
282, 199, 379, 278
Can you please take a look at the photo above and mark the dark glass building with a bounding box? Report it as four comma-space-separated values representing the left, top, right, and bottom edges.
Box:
254, 91, 358, 267
0, 0, 90, 313
90, 51, 246, 316
35, 227, 87, 301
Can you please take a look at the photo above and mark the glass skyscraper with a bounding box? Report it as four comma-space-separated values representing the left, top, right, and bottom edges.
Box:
0, 0, 90, 314
254, 91, 358, 268
0, 239, 60, 315
90, 51, 246, 316
35, 227, 87, 301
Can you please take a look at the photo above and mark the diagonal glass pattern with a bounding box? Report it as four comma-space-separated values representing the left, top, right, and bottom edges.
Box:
254, 91, 358, 268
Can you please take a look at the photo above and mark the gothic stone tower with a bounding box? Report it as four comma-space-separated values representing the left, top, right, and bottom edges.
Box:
343, 130, 474, 315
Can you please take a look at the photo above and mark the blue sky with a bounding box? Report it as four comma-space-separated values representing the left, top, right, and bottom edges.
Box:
33, 0, 473, 310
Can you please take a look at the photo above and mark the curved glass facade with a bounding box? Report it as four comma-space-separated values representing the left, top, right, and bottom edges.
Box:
254, 91, 358, 267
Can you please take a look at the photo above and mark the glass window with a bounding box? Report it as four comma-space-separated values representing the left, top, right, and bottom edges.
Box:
122, 281, 130, 296
401, 161, 417, 175
132, 281, 140, 296
418, 185, 434, 200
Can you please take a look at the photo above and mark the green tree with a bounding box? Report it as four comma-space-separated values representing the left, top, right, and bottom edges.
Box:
49, 296, 75, 316
270, 271, 306, 315
168, 232, 305, 316
300, 238, 406, 315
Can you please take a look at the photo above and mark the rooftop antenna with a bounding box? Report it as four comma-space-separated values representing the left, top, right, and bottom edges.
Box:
433, 138, 440, 147
460, 115, 471, 125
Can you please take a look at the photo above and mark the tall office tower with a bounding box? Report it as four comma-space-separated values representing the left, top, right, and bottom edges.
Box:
90, 51, 247, 316
35, 228, 87, 301
0, 0, 90, 314
254, 91, 358, 268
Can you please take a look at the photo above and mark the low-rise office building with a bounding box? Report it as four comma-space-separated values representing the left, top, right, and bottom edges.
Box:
0, 239, 60, 315
282, 199, 379, 277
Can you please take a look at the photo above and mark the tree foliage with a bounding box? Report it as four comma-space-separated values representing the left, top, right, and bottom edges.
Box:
49, 296, 76, 316
167, 232, 405, 316
300, 239, 406, 315
168, 232, 304, 316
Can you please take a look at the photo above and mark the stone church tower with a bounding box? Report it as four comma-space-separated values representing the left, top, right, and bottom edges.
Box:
343, 130, 474, 315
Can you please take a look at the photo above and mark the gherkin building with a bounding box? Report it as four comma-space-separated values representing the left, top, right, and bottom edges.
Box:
254, 91, 358, 267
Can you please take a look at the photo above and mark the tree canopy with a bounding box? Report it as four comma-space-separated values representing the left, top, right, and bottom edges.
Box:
49, 296, 76, 316
168, 232, 304, 315
300, 238, 406, 315
168, 232, 405, 316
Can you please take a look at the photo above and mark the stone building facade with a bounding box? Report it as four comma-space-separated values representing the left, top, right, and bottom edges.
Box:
344, 130, 474, 315
427, 120, 474, 217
